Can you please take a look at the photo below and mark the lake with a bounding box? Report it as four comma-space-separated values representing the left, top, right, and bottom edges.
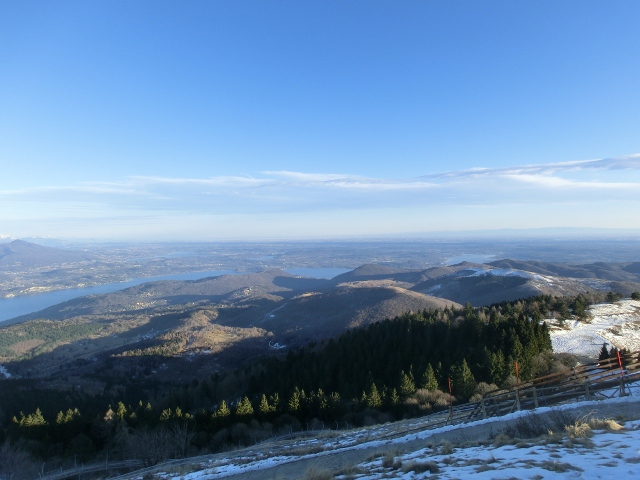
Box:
0, 267, 351, 323
284, 267, 351, 279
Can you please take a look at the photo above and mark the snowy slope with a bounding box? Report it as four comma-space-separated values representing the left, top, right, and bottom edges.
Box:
354, 421, 640, 479
550, 299, 640, 357
148, 395, 640, 480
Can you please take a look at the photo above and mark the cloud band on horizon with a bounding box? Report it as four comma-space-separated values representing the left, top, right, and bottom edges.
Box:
2, 154, 640, 239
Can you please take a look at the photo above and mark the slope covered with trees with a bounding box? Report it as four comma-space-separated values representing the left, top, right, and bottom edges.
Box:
0, 293, 598, 475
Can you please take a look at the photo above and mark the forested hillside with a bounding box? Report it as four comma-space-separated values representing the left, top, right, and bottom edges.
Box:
0, 294, 585, 472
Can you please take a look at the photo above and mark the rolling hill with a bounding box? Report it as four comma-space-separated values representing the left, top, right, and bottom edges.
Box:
2, 258, 640, 384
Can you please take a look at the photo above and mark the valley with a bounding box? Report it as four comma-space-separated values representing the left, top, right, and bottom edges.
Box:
2, 239, 640, 479
2, 249, 640, 386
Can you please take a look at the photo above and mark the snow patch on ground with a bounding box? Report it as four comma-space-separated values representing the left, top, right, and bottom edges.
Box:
353, 422, 640, 479
160, 397, 640, 479
481, 268, 533, 278
550, 300, 640, 357
0, 365, 10, 378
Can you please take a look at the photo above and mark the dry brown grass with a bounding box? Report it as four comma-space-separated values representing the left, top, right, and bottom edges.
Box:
303, 466, 334, 480
439, 440, 454, 454
539, 460, 582, 473
380, 451, 402, 470
401, 460, 439, 474
289, 444, 325, 456
493, 433, 513, 447
563, 413, 624, 439
588, 417, 624, 432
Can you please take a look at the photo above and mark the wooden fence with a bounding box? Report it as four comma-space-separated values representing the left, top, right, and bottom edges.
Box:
455, 350, 640, 425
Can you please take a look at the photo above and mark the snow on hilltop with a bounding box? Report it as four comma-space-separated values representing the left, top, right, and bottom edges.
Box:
550, 299, 640, 357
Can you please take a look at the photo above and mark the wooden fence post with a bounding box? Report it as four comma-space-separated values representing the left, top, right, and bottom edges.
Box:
584, 380, 591, 400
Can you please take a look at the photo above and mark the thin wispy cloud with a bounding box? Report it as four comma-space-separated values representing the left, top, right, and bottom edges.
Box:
2, 155, 639, 226
264, 171, 439, 190
506, 174, 640, 189
130, 175, 274, 188
425, 154, 640, 180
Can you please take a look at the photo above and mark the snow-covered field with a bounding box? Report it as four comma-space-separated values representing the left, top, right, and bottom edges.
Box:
351, 419, 640, 479
550, 300, 640, 357
151, 396, 640, 480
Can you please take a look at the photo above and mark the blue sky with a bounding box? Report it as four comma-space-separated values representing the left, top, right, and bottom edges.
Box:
1, 1, 640, 240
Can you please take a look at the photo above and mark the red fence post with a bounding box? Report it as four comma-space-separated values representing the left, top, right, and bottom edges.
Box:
617, 350, 626, 396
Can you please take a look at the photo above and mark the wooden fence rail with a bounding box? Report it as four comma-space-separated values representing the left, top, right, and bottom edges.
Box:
461, 351, 640, 424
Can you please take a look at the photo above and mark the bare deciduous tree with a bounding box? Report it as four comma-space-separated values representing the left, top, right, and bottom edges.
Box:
127, 427, 173, 467
0, 440, 37, 480
170, 421, 194, 458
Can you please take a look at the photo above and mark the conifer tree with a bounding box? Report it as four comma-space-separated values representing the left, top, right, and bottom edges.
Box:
316, 389, 328, 410
288, 388, 301, 413
17, 408, 47, 427
56, 408, 80, 424
489, 350, 506, 385
116, 402, 127, 420
258, 394, 271, 415
598, 343, 610, 361
420, 364, 438, 391
214, 400, 231, 418
399, 370, 416, 397
366, 383, 382, 408
103, 406, 115, 422
387, 388, 400, 406
269, 393, 280, 412
451, 359, 476, 400
235, 397, 254, 416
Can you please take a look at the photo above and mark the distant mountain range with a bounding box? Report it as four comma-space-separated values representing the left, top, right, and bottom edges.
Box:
3, 242, 640, 386
0, 240, 91, 268
487, 259, 640, 281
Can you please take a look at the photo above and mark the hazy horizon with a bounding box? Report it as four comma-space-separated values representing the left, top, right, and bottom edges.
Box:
2, 226, 640, 245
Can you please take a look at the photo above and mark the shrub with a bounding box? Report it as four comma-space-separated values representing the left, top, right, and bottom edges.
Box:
439, 440, 454, 454
539, 460, 582, 473
546, 409, 577, 432
506, 413, 549, 438
303, 467, 334, 480
381, 451, 395, 468
493, 433, 513, 447
565, 420, 592, 438
588, 418, 624, 431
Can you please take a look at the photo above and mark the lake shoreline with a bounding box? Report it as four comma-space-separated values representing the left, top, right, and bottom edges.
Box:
0, 267, 351, 324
